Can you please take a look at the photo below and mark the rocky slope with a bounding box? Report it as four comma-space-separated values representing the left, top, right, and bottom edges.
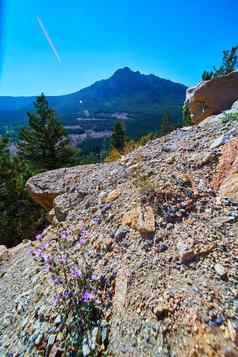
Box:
1, 102, 238, 356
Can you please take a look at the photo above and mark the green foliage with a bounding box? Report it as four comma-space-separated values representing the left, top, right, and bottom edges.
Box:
105, 147, 121, 162
216, 46, 238, 76
18, 93, 76, 171
182, 103, 192, 126
0, 137, 45, 247
202, 71, 214, 81
111, 120, 128, 151
222, 111, 238, 124
159, 112, 174, 136
202, 46, 238, 80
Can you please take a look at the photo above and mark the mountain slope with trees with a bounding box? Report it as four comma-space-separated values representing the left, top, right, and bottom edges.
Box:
0, 67, 187, 138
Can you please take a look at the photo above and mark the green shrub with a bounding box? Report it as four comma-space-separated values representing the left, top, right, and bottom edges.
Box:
222, 112, 238, 123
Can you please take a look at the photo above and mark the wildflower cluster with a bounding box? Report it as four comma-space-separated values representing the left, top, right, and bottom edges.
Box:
31, 226, 102, 354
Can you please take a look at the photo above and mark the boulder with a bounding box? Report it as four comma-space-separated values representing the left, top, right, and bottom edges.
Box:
185, 71, 238, 124
121, 205, 155, 238
26, 162, 119, 210
26, 167, 74, 209
212, 137, 238, 202
26, 164, 99, 210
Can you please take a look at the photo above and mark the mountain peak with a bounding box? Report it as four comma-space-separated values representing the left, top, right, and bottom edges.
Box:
112, 67, 137, 77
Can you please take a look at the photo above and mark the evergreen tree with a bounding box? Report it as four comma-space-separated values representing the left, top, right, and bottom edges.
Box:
111, 120, 128, 152
18, 93, 75, 170
0, 137, 45, 247
218, 46, 238, 75
202, 70, 214, 81
202, 46, 238, 80
182, 104, 192, 126
160, 112, 174, 136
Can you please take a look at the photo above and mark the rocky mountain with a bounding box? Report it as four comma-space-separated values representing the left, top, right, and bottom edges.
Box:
1, 93, 238, 355
0, 67, 187, 138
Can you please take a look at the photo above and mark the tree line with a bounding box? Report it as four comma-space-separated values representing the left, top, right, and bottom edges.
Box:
202, 46, 238, 81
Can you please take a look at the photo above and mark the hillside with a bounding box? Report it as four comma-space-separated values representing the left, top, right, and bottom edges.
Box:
0, 68, 187, 138
1, 100, 238, 355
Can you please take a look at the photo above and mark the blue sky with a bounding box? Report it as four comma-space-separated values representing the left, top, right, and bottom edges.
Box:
0, 0, 238, 96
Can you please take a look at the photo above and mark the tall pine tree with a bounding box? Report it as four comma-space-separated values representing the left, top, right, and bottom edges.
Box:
0, 137, 45, 247
111, 120, 128, 152
160, 112, 174, 136
18, 93, 75, 170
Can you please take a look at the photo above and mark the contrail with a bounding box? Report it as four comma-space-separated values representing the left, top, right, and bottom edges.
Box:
36, 16, 62, 64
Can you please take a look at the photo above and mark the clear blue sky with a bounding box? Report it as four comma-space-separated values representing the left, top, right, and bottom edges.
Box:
0, 0, 238, 96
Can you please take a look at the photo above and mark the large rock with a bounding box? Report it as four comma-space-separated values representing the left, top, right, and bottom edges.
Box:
26, 163, 118, 210
26, 167, 76, 209
122, 205, 155, 238
186, 71, 238, 124
212, 137, 238, 202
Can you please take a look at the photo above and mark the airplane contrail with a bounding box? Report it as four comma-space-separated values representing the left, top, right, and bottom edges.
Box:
36, 16, 62, 64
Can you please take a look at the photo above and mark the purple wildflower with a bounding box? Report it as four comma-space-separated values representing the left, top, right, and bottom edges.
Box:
41, 242, 49, 250
42, 253, 50, 264
53, 293, 62, 306
60, 230, 70, 240
51, 275, 63, 286
63, 290, 73, 299
58, 255, 67, 265
79, 239, 87, 246
91, 274, 97, 281
32, 248, 43, 259
36, 233, 43, 241
83, 291, 93, 302
70, 267, 81, 279
80, 229, 88, 238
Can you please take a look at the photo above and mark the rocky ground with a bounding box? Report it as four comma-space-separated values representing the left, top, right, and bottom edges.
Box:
1, 102, 238, 356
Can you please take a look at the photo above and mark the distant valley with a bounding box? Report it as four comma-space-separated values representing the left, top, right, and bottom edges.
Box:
0, 67, 187, 142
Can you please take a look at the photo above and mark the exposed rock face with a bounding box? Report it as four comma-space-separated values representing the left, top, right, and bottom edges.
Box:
186, 71, 238, 124
3, 102, 238, 356
26, 163, 123, 211
212, 137, 238, 202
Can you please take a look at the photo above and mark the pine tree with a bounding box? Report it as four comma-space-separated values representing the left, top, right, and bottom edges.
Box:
224, 47, 238, 74
18, 93, 75, 170
160, 112, 174, 136
202, 46, 238, 80
202, 70, 214, 81
111, 120, 128, 152
0, 137, 45, 247
182, 104, 192, 126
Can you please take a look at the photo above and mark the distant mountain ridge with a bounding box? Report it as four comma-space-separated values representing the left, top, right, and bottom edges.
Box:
0, 67, 187, 138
